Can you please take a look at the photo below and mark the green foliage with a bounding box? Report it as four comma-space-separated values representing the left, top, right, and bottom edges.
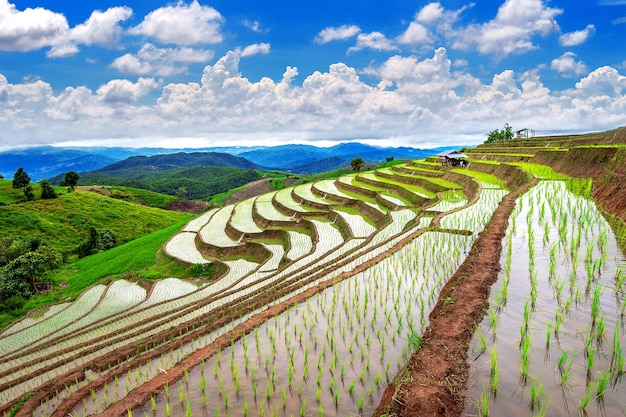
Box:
351, 157, 365, 172
60, 171, 80, 191
484, 123, 514, 144
106, 186, 178, 208
23, 185, 35, 201
39, 180, 57, 199
12, 167, 30, 189
6, 392, 35, 417
77, 227, 118, 258
0, 243, 62, 303
0, 190, 191, 256
63, 166, 262, 200
270, 177, 286, 190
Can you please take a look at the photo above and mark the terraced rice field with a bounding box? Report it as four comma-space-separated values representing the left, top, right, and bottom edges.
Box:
1, 142, 624, 417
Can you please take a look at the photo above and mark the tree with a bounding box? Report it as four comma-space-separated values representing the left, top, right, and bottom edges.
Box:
351, 157, 365, 172
12, 168, 30, 189
386, 156, 394, 162
60, 171, 80, 191
484, 123, 514, 144
23, 185, 35, 201
177, 186, 188, 199
77, 227, 118, 257
40, 180, 57, 199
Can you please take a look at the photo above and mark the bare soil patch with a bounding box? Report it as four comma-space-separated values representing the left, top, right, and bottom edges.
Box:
225, 178, 275, 205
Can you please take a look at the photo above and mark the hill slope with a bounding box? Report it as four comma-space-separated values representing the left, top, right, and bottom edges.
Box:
0, 187, 192, 255
49, 152, 264, 200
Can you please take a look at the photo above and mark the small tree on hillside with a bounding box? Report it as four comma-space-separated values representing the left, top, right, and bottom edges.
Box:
23, 186, 35, 201
484, 123, 514, 144
351, 157, 365, 172
12, 168, 30, 189
40, 180, 57, 199
60, 171, 80, 191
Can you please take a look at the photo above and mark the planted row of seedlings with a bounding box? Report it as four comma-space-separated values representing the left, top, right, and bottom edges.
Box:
465, 180, 626, 417
129, 231, 474, 417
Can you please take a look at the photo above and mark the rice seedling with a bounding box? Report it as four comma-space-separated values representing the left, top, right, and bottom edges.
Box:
489, 347, 498, 395
596, 371, 611, 399
529, 376, 545, 411
476, 384, 490, 417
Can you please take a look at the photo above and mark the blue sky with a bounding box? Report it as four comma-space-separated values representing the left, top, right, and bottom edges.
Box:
1, 0, 626, 150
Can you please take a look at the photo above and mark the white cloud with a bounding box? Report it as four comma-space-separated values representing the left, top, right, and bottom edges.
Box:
314, 25, 361, 43
452, 0, 562, 57
111, 43, 214, 76
69, 7, 132, 48
348, 32, 398, 52
242, 19, 264, 33
575, 66, 626, 97
417, 3, 445, 23
551, 52, 587, 77
0, 2, 133, 57
238, 43, 271, 57
96, 78, 160, 104
0, 0, 68, 51
129, 0, 223, 45
48, 6, 133, 57
559, 24, 595, 46
397, 21, 432, 45
2, 49, 626, 149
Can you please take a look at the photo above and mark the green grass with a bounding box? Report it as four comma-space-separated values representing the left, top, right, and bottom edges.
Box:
453, 169, 506, 188
208, 185, 247, 206
0, 179, 66, 204
0, 189, 192, 255
507, 162, 570, 179
107, 186, 179, 208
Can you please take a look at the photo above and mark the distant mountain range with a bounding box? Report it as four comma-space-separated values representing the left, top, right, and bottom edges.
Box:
0, 142, 462, 180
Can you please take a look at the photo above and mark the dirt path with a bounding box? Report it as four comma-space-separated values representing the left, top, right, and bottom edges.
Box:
373, 177, 538, 417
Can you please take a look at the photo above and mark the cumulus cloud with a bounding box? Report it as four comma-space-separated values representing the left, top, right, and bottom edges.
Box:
111, 43, 214, 76
129, 0, 223, 45
551, 52, 587, 77
348, 32, 398, 52
48, 6, 133, 57
417, 3, 445, 23
575, 66, 626, 97
2, 48, 626, 149
452, 0, 562, 57
238, 43, 271, 57
314, 24, 361, 43
0, 1, 133, 57
96, 77, 161, 103
397, 21, 432, 45
0, 0, 68, 52
559, 24, 595, 46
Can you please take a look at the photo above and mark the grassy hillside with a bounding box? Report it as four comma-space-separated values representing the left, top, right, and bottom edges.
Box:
77, 185, 180, 209
0, 184, 193, 256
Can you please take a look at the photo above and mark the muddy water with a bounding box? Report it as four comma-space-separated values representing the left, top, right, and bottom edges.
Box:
463, 181, 626, 417
129, 232, 473, 417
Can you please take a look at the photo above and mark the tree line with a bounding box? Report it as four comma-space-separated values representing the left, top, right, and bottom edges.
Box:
9, 167, 80, 201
